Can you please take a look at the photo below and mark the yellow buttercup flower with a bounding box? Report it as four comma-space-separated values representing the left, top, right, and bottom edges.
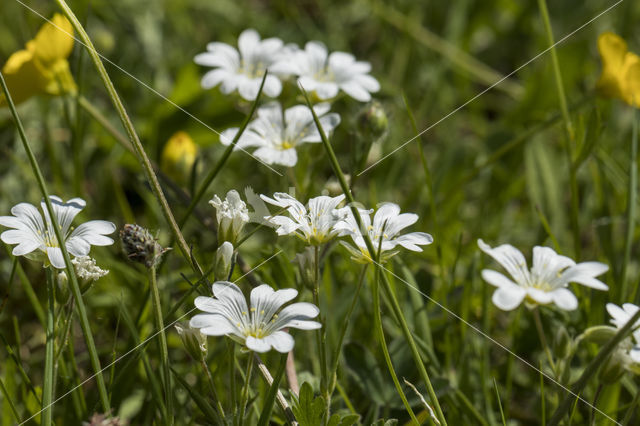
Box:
597, 32, 640, 107
161, 131, 198, 185
1, 14, 76, 106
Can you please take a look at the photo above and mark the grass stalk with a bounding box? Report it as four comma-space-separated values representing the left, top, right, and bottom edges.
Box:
622, 110, 638, 302
42, 268, 56, 426
301, 85, 447, 425
256, 353, 288, 426
55, 0, 204, 276
149, 264, 173, 424
312, 245, 330, 420
0, 70, 111, 413
533, 308, 556, 374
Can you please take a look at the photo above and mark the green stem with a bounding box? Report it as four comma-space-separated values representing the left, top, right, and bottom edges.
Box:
255, 354, 297, 425
301, 86, 447, 425
149, 265, 173, 424
536, 0, 580, 258
533, 308, 556, 374
201, 358, 226, 420
548, 308, 640, 425
0, 375, 21, 423
0, 70, 111, 413
55, 0, 203, 277
179, 71, 269, 229
238, 354, 255, 426
622, 110, 638, 302
329, 265, 367, 394
229, 341, 237, 419
256, 353, 288, 426
42, 269, 56, 426
312, 245, 329, 421
373, 268, 419, 424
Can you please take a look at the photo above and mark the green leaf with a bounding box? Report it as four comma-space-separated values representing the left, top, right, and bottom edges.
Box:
291, 382, 325, 426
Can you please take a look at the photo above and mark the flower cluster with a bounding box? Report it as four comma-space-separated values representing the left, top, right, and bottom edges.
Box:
195, 28, 380, 167
195, 28, 379, 102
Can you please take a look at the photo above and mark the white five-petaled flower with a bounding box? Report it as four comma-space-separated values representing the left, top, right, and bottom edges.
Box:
189, 281, 321, 353
260, 193, 346, 245
209, 190, 250, 245
606, 303, 640, 368
334, 202, 433, 263
478, 239, 609, 311
0, 196, 115, 269
273, 41, 380, 102
194, 29, 287, 100
220, 102, 340, 167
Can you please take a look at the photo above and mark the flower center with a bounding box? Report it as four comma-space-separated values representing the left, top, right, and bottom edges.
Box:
240, 59, 266, 79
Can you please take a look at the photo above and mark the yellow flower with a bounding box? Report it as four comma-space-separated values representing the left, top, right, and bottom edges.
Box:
161, 131, 198, 185
597, 32, 640, 107
1, 14, 76, 106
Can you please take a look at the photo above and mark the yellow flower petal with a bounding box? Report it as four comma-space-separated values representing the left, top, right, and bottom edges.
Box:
0, 49, 49, 106
597, 32, 628, 99
32, 13, 75, 65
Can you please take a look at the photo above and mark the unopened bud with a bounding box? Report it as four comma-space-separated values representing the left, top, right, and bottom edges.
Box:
56, 271, 70, 303
580, 325, 618, 345
209, 190, 249, 246
553, 326, 573, 360
214, 242, 234, 281
161, 131, 198, 186
175, 322, 207, 360
120, 224, 169, 269
356, 101, 388, 143
293, 247, 315, 290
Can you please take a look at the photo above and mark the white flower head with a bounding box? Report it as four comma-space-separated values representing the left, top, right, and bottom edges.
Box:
209, 190, 250, 245
189, 281, 321, 353
72, 256, 109, 281
0, 196, 116, 269
194, 28, 287, 100
273, 41, 380, 102
220, 102, 340, 167
478, 239, 609, 311
606, 303, 640, 369
261, 193, 346, 245
334, 202, 433, 264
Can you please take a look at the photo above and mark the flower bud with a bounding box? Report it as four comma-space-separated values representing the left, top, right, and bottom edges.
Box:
356, 101, 388, 143
214, 242, 234, 281
161, 131, 198, 186
120, 224, 169, 269
175, 322, 207, 360
580, 325, 618, 345
553, 326, 573, 360
56, 270, 70, 303
293, 247, 315, 290
209, 190, 249, 246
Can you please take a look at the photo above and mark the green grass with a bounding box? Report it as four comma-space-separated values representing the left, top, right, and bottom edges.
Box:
1, 0, 640, 424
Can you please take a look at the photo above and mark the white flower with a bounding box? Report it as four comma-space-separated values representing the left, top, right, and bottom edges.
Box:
220, 102, 340, 167
0, 196, 116, 269
478, 239, 609, 311
189, 281, 321, 353
72, 256, 109, 281
334, 203, 433, 263
606, 303, 640, 366
260, 192, 346, 245
273, 41, 380, 102
209, 190, 250, 245
194, 28, 287, 100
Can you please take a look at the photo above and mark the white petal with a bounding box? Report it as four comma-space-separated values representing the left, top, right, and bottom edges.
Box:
190, 314, 236, 335
340, 81, 372, 102
560, 262, 609, 290
393, 232, 433, 251
262, 75, 282, 98
253, 147, 297, 167
66, 236, 91, 257
477, 239, 530, 286
46, 247, 65, 269
264, 331, 294, 353
286, 319, 322, 330
526, 288, 553, 305
492, 286, 526, 311
70, 220, 116, 245
238, 29, 261, 59
201, 69, 229, 89
246, 336, 271, 352
481, 269, 518, 288
12, 239, 41, 256
551, 288, 578, 310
